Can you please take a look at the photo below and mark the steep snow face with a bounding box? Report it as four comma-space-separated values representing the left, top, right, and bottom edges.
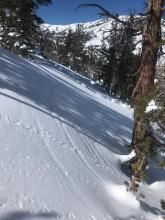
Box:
0, 49, 164, 220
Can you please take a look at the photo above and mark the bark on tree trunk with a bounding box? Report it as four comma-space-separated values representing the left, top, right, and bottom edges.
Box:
131, 0, 164, 180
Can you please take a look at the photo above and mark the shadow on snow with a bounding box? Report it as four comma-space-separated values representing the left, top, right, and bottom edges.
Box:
0, 211, 60, 220
0, 48, 133, 155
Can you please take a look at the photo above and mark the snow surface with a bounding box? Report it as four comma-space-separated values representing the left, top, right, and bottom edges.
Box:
0, 48, 165, 220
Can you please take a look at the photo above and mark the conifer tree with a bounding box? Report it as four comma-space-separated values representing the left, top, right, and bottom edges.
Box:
100, 20, 119, 93
98, 17, 140, 98
116, 18, 139, 99
53, 25, 91, 74
0, 0, 52, 56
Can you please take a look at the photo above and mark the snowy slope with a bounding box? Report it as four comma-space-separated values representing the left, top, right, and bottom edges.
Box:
0, 48, 165, 220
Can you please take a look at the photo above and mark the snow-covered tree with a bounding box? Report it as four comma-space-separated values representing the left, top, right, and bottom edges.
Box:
0, 0, 52, 56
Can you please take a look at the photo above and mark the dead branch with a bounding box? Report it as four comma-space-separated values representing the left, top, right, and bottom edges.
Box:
77, 3, 127, 25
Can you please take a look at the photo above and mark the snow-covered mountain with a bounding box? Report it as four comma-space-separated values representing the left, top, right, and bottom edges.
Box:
0, 48, 165, 219
41, 17, 144, 53
42, 18, 115, 47
41, 16, 141, 49
42, 17, 165, 57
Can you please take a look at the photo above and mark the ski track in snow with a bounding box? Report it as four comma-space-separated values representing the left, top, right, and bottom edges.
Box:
0, 112, 113, 219
0, 113, 100, 219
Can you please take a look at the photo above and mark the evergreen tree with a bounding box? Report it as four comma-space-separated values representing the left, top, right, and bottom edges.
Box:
52, 25, 91, 75
100, 20, 119, 93
70, 24, 90, 73
0, 0, 52, 56
63, 28, 74, 67
99, 17, 140, 99
116, 18, 139, 99
85, 45, 101, 80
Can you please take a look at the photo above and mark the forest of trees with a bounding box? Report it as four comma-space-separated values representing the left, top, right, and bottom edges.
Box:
0, 0, 164, 189
41, 18, 141, 100
0, 0, 143, 100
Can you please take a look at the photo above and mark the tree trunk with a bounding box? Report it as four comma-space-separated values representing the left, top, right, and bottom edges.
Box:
131, 0, 164, 180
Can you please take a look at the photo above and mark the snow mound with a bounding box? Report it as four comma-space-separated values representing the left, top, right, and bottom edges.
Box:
105, 183, 140, 215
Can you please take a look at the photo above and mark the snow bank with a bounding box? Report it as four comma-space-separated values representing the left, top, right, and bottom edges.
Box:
105, 183, 140, 216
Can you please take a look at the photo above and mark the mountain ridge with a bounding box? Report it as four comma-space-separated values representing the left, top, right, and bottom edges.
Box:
41, 17, 165, 64
41, 17, 132, 47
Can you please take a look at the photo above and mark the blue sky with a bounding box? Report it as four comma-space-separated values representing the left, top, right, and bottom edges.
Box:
38, 0, 145, 25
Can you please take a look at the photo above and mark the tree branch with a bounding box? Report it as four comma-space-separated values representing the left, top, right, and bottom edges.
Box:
139, 10, 151, 17
133, 31, 143, 36
77, 3, 127, 25
134, 40, 142, 46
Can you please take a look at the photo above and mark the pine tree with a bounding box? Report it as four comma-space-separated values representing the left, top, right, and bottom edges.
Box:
98, 17, 140, 98
85, 45, 103, 80
53, 25, 91, 74
100, 20, 119, 93
0, 0, 52, 56
63, 28, 74, 67
116, 17, 139, 99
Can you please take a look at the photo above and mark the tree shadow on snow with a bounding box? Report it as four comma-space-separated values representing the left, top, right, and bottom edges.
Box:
145, 164, 165, 184
114, 217, 137, 220
0, 211, 60, 220
140, 200, 165, 216
0, 48, 133, 155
